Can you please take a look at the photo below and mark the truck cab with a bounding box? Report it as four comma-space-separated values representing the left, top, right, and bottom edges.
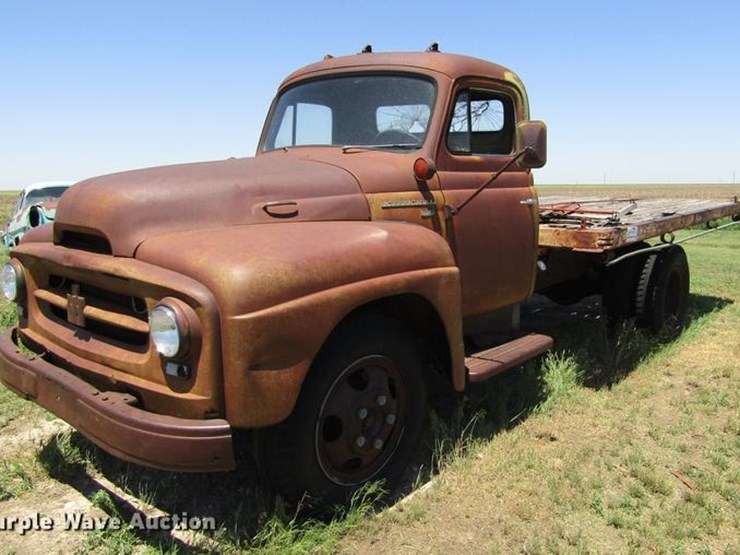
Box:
260, 51, 544, 317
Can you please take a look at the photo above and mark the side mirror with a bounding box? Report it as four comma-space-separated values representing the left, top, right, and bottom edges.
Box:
516, 121, 547, 169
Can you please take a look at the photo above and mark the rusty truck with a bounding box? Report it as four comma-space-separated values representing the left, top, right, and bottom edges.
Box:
1, 47, 738, 501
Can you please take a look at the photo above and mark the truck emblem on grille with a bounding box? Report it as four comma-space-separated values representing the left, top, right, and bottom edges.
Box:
67, 283, 86, 327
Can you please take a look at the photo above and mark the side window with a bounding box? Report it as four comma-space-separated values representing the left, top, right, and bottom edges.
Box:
446, 89, 515, 155
274, 103, 333, 148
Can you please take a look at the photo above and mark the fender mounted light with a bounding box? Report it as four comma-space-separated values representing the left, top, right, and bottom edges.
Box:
413, 157, 436, 181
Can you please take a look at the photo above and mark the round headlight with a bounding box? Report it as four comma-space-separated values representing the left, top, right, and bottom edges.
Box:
1, 262, 23, 301
150, 305, 181, 358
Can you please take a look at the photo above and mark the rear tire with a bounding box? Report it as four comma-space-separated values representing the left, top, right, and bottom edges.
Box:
602, 242, 650, 321
634, 246, 690, 339
255, 314, 427, 502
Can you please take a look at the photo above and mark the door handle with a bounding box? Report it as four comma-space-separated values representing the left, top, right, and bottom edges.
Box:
520, 198, 539, 206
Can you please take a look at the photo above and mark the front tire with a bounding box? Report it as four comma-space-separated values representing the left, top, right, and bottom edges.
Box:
255, 314, 427, 502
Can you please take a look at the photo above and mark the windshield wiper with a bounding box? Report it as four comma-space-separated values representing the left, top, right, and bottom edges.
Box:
341, 143, 420, 153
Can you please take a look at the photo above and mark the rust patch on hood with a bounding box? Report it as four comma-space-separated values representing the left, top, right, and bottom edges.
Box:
54, 156, 369, 256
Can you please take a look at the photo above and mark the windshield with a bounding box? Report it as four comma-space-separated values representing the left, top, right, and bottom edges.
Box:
22, 186, 69, 208
261, 74, 435, 151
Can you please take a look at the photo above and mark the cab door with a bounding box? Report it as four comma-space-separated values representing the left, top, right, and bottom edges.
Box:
436, 83, 539, 317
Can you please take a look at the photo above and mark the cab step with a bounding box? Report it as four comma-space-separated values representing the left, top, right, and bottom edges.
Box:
466, 333, 554, 383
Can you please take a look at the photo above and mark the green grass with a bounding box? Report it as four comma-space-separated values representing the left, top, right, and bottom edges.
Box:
38, 430, 99, 480
536, 352, 583, 413
78, 490, 141, 555
241, 484, 383, 554
0, 461, 35, 501
0, 385, 27, 428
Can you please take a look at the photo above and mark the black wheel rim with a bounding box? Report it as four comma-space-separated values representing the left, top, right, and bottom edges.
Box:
315, 355, 407, 486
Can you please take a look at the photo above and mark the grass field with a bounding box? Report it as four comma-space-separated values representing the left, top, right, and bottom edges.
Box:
0, 185, 738, 553
538, 183, 740, 200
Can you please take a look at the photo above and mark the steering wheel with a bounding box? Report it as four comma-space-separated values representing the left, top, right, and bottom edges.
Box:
374, 128, 421, 145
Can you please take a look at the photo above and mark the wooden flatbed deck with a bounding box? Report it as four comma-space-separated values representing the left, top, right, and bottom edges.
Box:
537, 196, 740, 252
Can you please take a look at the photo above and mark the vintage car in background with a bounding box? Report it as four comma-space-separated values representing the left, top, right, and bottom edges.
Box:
3, 182, 73, 248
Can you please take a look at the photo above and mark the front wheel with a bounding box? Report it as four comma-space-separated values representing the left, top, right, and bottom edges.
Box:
255, 314, 427, 502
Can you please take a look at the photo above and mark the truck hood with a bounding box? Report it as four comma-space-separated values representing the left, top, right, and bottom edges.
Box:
53, 157, 369, 256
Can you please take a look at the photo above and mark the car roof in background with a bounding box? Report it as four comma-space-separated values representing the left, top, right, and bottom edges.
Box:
21, 181, 75, 194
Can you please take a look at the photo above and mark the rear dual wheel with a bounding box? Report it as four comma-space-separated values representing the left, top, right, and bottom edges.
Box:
635, 246, 690, 339
603, 244, 690, 338
602, 242, 650, 319
255, 315, 427, 502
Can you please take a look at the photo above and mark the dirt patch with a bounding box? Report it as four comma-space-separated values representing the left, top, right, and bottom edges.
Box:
0, 414, 88, 553
0, 471, 104, 554
0, 416, 69, 459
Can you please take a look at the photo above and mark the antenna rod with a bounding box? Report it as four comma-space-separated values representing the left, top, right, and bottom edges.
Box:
455, 148, 530, 214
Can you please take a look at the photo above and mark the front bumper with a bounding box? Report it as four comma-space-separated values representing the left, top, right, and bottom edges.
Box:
0, 327, 235, 472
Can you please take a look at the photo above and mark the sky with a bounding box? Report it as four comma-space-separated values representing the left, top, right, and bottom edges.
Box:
1, 0, 739, 189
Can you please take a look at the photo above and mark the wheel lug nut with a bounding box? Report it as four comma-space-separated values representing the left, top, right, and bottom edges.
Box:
386, 414, 396, 425
357, 408, 368, 419
376, 395, 387, 406
355, 436, 366, 448
373, 438, 384, 450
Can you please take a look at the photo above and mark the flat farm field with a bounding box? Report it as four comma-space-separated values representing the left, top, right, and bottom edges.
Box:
0, 185, 738, 553
538, 182, 740, 200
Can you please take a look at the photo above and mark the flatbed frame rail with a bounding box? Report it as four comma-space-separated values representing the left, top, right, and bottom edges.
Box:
537, 196, 740, 252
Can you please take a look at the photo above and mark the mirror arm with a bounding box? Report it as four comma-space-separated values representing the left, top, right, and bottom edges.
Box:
452, 146, 532, 216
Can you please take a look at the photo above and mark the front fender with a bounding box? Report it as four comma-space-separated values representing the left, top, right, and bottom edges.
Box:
136, 221, 456, 316
136, 221, 464, 427
19, 223, 54, 244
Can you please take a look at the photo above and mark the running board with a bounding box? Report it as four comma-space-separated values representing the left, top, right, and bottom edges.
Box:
466, 333, 554, 383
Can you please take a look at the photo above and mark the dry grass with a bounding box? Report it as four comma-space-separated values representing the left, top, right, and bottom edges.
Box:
0, 191, 19, 224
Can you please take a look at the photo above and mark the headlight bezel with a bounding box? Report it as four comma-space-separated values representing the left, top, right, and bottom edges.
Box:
149, 298, 195, 360
1, 260, 25, 302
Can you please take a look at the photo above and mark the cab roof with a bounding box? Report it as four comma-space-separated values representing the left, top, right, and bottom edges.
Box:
281, 51, 524, 90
